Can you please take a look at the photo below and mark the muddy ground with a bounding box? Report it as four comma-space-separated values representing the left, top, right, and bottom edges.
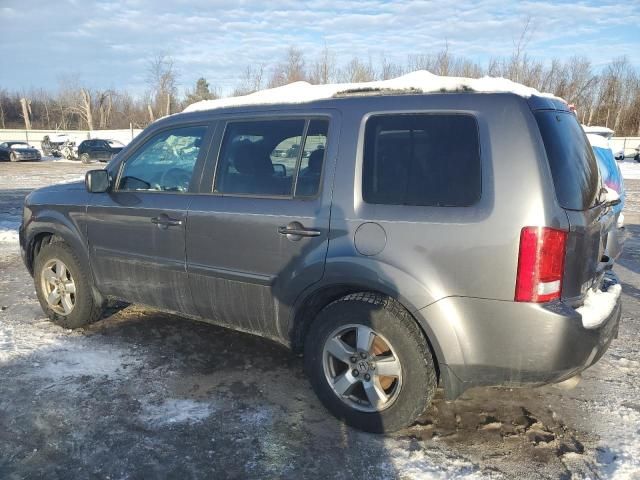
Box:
0, 161, 639, 479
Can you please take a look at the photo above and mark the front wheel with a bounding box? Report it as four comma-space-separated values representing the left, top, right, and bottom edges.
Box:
9, 152, 17, 162
304, 293, 437, 433
34, 241, 104, 328
80, 153, 91, 164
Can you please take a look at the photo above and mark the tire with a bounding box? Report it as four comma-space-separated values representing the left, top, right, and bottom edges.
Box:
34, 241, 104, 329
304, 292, 437, 433
9, 152, 17, 162
80, 153, 91, 164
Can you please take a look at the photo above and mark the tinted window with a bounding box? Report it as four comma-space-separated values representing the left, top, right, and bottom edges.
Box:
363, 114, 481, 206
118, 126, 206, 192
535, 111, 600, 210
295, 120, 328, 197
215, 119, 305, 196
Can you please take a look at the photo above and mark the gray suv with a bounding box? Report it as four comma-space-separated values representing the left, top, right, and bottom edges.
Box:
20, 92, 623, 433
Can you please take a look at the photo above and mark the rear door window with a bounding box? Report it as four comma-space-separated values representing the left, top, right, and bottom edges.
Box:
362, 114, 481, 207
535, 111, 600, 210
214, 118, 328, 198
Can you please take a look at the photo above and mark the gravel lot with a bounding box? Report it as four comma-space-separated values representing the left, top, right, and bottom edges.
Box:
1, 161, 639, 479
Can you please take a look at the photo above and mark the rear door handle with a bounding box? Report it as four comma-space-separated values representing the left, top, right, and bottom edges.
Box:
151, 214, 183, 228
278, 221, 321, 240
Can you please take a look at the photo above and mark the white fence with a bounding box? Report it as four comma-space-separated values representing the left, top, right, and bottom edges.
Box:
610, 137, 640, 157
0, 128, 143, 152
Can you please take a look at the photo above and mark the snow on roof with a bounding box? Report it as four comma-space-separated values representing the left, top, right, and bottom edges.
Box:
184, 70, 559, 113
586, 132, 611, 149
582, 125, 614, 136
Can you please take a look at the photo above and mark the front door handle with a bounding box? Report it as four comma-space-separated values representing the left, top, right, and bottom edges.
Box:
151, 214, 183, 229
278, 221, 321, 241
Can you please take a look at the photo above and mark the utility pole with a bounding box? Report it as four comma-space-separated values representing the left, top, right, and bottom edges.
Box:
20, 98, 32, 130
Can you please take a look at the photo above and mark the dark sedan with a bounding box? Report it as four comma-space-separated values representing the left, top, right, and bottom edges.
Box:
0, 141, 42, 162
77, 139, 124, 163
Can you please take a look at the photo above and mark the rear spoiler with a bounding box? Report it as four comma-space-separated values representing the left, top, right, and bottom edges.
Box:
527, 95, 571, 112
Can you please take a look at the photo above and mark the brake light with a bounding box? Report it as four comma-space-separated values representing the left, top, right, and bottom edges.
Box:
515, 227, 567, 302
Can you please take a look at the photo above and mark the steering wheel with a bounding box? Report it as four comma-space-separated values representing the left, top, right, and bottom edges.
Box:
159, 168, 191, 191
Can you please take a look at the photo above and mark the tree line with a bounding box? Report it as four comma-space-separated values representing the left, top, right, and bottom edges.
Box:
1, 47, 639, 136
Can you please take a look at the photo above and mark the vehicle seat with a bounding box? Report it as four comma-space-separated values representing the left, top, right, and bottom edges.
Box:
296, 149, 324, 196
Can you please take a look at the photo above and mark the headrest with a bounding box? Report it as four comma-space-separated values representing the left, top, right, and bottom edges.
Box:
308, 149, 324, 173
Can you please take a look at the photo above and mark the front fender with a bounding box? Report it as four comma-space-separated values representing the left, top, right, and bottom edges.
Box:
22, 207, 89, 276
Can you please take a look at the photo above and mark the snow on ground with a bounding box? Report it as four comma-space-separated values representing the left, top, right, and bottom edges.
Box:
1, 162, 640, 479
0, 219, 19, 244
140, 398, 216, 427
619, 159, 640, 180
184, 70, 558, 112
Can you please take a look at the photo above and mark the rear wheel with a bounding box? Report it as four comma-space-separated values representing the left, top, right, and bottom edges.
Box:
34, 241, 104, 328
304, 293, 437, 433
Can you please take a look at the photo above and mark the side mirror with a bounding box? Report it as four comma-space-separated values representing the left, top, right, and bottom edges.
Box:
85, 169, 110, 193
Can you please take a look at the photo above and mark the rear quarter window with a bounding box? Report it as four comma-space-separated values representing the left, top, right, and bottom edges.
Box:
535, 111, 600, 211
362, 113, 481, 207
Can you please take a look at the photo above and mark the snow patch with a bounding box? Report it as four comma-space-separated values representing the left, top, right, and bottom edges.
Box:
0, 220, 19, 244
239, 406, 273, 427
619, 160, 640, 180
184, 70, 558, 113
31, 343, 141, 380
603, 186, 620, 204
383, 438, 491, 479
139, 398, 214, 426
577, 284, 622, 329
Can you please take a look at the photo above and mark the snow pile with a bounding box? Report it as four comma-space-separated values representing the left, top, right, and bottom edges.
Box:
184, 70, 558, 112
0, 220, 19, 244
139, 398, 215, 427
577, 283, 622, 329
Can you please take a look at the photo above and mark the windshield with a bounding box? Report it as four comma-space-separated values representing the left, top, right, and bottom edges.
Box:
9, 142, 30, 148
535, 111, 600, 211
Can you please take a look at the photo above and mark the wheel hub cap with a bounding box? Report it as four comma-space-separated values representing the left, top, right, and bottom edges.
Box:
322, 324, 403, 413
40, 258, 76, 315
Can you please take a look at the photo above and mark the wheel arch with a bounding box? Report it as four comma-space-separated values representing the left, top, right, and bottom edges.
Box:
290, 282, 451, 382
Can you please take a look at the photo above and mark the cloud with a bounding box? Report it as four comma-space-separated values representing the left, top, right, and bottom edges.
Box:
0, 0, 638, 94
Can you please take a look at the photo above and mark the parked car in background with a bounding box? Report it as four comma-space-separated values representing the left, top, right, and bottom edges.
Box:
586, 133, 626, 261
0, 141, 42, 162
635, 144, 639, 162
582, 125, 625, 160
21, 83, 623, 433
77, 139, 124, 163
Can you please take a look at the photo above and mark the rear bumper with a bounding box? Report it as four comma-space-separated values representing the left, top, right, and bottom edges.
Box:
422, 272, 622, 399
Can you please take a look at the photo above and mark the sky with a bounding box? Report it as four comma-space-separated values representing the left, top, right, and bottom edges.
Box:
0, 0, 638, 97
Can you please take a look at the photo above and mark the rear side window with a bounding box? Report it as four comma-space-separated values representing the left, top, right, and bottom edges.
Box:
535, 111, 600, 210
362, 114, 481, 207
214, 118, 328, 198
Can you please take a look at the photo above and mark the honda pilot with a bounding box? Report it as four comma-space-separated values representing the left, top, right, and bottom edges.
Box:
20, 86, 623, 433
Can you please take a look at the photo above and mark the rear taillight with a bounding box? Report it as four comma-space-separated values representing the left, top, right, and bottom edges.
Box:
515, 227, 567, 303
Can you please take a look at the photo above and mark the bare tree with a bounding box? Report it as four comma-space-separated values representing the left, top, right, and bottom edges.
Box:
340, 57, 375, 83
269, 46, 307, 87
147, 54, 178, 117
233, 64, 265, 96
309, 45, 337, 84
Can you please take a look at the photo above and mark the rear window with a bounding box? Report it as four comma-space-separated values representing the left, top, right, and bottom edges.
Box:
535, 111, 600, 210
362, 114, 481, 207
